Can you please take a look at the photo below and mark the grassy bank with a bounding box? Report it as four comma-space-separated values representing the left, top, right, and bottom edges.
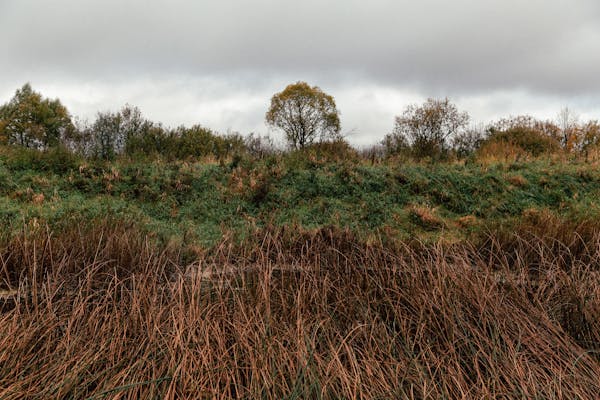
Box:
2, 147, 600, 247
2, 147, 600, 398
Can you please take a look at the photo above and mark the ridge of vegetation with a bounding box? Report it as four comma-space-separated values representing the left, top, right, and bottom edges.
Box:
2, 146, 600, 249
2, 83, 600, 398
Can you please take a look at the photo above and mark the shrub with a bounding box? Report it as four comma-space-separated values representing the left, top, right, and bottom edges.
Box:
478, 126, 561, 160
244, 133, 278, 159
2, 145, 81, 174
381, 131, 410, 158
391, 98, 470, 159
303, 139, 359, 163
452, 128, 485, 158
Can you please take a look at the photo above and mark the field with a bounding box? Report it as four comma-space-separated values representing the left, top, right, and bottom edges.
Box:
1, 147, 600, 398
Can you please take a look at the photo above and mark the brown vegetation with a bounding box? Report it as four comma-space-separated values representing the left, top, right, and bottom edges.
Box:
1, 218, 600, 398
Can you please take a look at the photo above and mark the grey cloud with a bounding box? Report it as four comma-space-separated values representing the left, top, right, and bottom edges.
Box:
1, 0, 599, 143
2, 0, 600, 95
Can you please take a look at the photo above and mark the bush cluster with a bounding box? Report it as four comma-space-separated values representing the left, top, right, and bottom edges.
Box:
2, 83, 600, 164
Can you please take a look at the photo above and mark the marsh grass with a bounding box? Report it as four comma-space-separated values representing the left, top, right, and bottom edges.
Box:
0, 218, 599, 398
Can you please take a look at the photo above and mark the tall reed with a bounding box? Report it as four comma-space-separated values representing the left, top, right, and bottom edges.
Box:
0, 220, 599, 398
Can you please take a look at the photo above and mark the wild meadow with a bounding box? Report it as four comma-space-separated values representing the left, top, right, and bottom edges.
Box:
1, 145, 600, 398
1, 84, 600, 398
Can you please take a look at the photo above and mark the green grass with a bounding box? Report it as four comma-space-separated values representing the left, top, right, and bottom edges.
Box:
2, 146, 600, 247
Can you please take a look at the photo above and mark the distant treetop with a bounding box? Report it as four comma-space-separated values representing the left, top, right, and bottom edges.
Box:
0, 83, 73, 149
266, 81, 341, 149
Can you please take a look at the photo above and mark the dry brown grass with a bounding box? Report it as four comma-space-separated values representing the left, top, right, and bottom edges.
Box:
0, 220, 599, 398
476, 141, 528, 164
455, 215, 478, 229
506, 174, 528, 187
408, 204, 445, 230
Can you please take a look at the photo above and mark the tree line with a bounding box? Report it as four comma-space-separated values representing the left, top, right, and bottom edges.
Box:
1, 82, 599, 162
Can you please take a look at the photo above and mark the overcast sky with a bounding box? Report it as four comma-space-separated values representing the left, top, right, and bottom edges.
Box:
1, 0, 599, 145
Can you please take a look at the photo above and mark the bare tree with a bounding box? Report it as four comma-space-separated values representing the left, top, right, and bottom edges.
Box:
391, 98, 469, 159
557, 107, 579, 150
452, 123, 485, 158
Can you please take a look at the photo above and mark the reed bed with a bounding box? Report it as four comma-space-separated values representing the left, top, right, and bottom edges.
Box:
0, 219, 599, 399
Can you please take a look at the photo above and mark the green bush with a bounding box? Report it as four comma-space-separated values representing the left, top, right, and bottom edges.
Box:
3, 145, 81, 173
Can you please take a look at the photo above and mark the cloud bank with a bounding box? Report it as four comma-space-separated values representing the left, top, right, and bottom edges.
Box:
1, 0, 599, 144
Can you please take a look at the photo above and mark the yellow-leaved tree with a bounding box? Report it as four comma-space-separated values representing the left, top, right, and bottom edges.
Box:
266, 81, 340, 149
0, 83, 73, 149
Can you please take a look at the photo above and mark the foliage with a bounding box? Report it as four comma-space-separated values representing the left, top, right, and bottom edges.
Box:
244, 133, 278, 159
479, 125, 561, 159
0, 83, 73, 149
88, 105, 152, 160
266, 81, 341, 149
2, 141, 600, 246
80, 107, 246, 161
390, 98, 469, 159
174, 125, 223, 159
381, 130, 410, 158
3, 83, 600, 398
451, 127, 485, 158
579, 121, 600, 155
124, 123, 172, 157
489, 115, 561, 138
4, 82, 599, 165
0, 145, 81, 174
90, 110, 123, 160
301, 139, 359, 163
